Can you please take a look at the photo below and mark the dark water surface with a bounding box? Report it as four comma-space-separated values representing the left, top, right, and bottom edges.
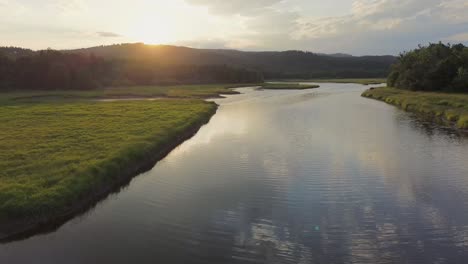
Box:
2, 84, 468, 264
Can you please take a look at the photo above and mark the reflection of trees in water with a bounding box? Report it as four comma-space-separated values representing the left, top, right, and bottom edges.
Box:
395, 111, 468, 140
4, 86, 468, 263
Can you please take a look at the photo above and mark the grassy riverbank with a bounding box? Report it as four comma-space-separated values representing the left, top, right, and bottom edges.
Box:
261, 83, 320, 90
0, 83, 261, 105
0, 100, 216, 219
268, 78, 386, 85
0, 85, 226, 238
362, 87, 468, 129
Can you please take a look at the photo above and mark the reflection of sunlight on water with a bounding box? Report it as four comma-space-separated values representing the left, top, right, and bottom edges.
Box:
172, 106, 249, 155
262, 153, 290, 179
235, 222, 313, 263
4, 83, 468, 264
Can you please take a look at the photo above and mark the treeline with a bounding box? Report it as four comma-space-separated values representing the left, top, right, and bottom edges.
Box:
388, 43, 468, 92
0, 47, 35, 59
0, 49, 264, 91
68, 43, 396, 79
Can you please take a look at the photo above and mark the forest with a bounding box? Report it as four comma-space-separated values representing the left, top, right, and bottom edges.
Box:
68, 43, 396, 79
0, 48, 264, 91
388, 43, 468, 92
0, 44, 398, 91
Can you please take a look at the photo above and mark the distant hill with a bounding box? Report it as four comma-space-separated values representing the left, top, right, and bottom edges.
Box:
317, 53, 354, 58
1, 44, 397, 79
65, 43, 397, 79
0, 47, 35, 59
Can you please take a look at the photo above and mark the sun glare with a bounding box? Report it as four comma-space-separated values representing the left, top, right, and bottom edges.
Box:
125, 15, 177, 45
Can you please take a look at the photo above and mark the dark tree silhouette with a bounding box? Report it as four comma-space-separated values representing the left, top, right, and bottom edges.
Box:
0, 48, 264, 91
388, 43, 468, 92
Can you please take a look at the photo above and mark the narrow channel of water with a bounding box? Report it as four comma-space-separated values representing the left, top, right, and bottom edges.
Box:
2, 83, 468, 264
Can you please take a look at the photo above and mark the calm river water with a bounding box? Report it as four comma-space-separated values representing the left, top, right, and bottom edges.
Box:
2, 84, 468, 264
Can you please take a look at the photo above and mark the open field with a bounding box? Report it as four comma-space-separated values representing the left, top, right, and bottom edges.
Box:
269, 78, 387, 85
0, 99, 217, 230
362, 87, 468, 129
261, 83, 320, 90
0, 83, 262, 105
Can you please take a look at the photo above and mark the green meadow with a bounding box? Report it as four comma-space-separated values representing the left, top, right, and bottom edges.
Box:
362, 87, 468, 129
0, 87, 222, 222
268, 78, 386, 85
0, 83, 263, 105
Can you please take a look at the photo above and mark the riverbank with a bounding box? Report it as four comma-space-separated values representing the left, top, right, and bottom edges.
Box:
0, 98, 218, 240
362, 87, 468, 129
261, 83, 319, 90
0, 83, 264, 104
268, 78, 386, 85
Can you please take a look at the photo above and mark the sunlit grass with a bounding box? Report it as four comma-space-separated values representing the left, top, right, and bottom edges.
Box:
269, 78, 387, 85
362, 87, 468, 129
0, 100, 217, 219
0, 83, 261, 105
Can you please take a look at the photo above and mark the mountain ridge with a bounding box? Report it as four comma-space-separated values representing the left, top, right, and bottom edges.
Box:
1, 43, 397, 78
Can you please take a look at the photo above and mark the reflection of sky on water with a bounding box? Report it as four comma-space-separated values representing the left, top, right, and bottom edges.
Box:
2, 84, 468, 264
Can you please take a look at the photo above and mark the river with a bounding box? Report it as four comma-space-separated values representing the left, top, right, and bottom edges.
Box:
2, 83, 468, 264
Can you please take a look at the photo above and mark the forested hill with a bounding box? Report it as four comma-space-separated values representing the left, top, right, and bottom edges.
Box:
66, 43, 397, 79
0, 47, 35, 59
0, 48, 264, 91
0, 43, 396, 91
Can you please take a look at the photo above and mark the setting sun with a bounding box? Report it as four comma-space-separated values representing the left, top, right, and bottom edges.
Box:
125, 15, 177, 45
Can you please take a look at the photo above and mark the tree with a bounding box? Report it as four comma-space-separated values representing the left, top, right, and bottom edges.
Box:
388, 42, 468, 92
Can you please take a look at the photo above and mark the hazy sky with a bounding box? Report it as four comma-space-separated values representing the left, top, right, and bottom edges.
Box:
1, 0, 468, 55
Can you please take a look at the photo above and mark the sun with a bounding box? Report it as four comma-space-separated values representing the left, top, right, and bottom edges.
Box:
124, 14, 178, 45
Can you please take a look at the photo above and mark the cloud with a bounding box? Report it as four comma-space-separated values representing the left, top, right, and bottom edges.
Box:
53, 0, 87, 13
2, 0, 468, 54
445, 32, 468, 42
186, 0, 284, 15
199, 0, 468, 55
438, 0, 468, 23
97, 31, 122, 38
286, 0, 468, 54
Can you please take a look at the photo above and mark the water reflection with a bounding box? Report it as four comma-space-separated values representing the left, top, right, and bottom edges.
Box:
1, 84, 468, 264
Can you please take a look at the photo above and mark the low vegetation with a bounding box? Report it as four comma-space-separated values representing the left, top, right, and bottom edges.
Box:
267, 78, 386, 85
0, 99, 217, 221
261, 83, 320, 90
0, 84, 261, 104
362, 87, 468, 129
304, 78, 386, 85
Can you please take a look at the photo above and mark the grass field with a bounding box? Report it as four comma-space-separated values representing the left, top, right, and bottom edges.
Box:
261, 83, 320, 90
362, 87, 468, 129
0, 83, 262, 105
269, 78, 387, 85
0, 99, 217, 222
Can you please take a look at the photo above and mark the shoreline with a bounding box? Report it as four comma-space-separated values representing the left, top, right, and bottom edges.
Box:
0, 104, 218, 242
10, 91, 241, 103
260, 83, 320, 90
267, 78, 387, 85
362, 87, 468, 131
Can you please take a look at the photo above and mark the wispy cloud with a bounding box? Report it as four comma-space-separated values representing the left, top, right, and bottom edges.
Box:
445, 32, 468, 42
186, 0, 284, 15
186, 0, 468, 54
1, 0, 468, 54
97, 31, 122, 38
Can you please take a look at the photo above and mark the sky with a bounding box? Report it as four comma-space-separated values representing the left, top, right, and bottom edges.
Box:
1, 0, 468, 55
